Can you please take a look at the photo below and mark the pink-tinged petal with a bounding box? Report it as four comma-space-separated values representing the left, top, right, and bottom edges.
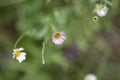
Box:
54, 38, 64, 45
52, 31, 66, 45
59, 38, 64, 43
61, 36, 66, 40
60, 31, 66, 36
54, 40, 61, 45
52, 39, 56, 43
54, 39, 60, 44
61, 32, 66, 39
52, 34, 55, 39
56, 41, 62, 45
55, 41, 62, 45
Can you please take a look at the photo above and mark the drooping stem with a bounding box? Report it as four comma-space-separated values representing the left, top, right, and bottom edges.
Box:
13, 31, 29, 49
42, 42, 45, 64
41, 36, 49, 64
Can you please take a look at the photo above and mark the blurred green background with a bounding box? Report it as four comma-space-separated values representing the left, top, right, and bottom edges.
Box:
0, 0, 120, 80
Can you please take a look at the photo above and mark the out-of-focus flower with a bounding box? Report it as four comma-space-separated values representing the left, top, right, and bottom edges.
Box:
93, 16, 98, 22
95, 4, 108, 17
13, 47, 26, 63
84, 74, 97, 80
52, 31, 66, 45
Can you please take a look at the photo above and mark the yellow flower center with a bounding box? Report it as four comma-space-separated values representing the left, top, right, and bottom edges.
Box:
15, 51, 21, 58
54, 33, 61, 39
97, 5, 103, 11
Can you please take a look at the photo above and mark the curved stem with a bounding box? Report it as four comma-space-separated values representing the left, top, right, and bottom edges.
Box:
13, 32, 29, 49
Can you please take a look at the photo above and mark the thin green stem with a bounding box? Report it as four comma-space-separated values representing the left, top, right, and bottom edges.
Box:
42, 42, 45, 64
41, 36, 49, 64
13, 32, 28, 49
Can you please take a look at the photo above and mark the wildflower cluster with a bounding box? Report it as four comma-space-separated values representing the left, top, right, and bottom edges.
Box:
12, 1, 110, 63
12, 25, 66, 63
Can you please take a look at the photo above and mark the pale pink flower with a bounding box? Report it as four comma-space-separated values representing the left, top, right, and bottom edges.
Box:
52, 31, 66, 45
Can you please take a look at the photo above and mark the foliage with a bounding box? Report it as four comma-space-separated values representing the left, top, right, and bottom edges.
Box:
0, 0, 120, 80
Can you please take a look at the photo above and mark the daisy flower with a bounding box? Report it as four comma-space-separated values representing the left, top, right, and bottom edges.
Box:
12, 47, 26, 63
95, 4, 108, 17
52, 31, 66, 45
84, 74, 97, 80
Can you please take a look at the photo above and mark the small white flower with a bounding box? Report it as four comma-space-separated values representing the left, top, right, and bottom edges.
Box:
52, 31, 66, 45
12, 47, 26, 63
95, 4, 108, 17
84, 74, 97, 80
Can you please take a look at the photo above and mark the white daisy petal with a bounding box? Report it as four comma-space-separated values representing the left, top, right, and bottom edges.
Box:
13, 48, 18, 52
13, 55, 15, 59
21, 52, 26, 56
17, 55, 26, 63
19, 47, 24, 51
